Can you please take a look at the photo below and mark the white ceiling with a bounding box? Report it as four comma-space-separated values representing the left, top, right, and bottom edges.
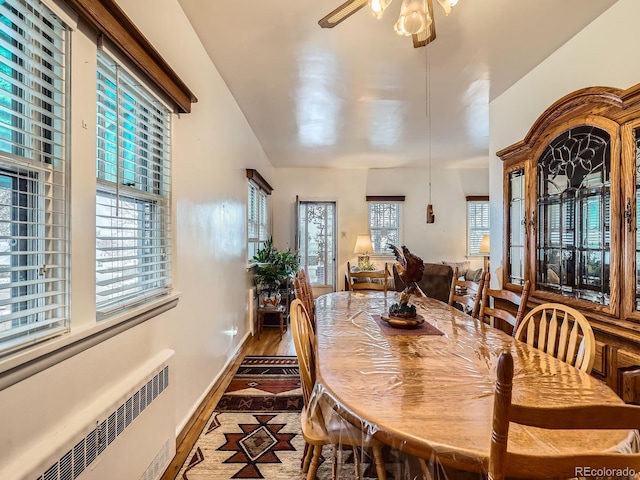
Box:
177, 0, 616, 169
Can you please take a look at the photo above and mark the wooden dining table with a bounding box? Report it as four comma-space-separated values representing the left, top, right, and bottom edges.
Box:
311, 291, 638, 474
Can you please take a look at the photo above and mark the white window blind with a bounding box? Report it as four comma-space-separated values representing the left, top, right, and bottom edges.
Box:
96, 51, 171, 316
248, 181, 268, 261
468, 200, 490, 255
368, 202, 401, 254
0, 0, 68, 354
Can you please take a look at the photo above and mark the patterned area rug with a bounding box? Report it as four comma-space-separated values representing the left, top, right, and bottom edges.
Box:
177, 356, 308, 480
176, 356, 418, 480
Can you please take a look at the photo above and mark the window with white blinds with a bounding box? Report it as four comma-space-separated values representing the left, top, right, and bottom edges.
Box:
368, 202, 402, 254
0, 0, 68, 354
468, 200, 490, 255
96, 51, 172, 317
248, 181, 268, 261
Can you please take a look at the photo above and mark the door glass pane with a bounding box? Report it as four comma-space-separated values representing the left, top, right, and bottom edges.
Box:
298, 202, 336, 289
508, 169, 525, 285
537, 126, 611, 305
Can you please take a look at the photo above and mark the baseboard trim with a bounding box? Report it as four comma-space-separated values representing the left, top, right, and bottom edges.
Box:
160, 334, 250, 480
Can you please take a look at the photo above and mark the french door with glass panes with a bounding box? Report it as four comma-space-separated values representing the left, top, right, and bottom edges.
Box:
297, 201, 337, 293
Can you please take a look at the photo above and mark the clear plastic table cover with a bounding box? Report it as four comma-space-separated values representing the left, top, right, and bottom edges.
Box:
305, 291, 639, 480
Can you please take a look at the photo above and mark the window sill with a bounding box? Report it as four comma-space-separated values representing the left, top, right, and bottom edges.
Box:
0, 292, 181, 391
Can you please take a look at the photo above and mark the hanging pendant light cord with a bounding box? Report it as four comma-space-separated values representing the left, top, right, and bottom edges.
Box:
426, 45, 432, 204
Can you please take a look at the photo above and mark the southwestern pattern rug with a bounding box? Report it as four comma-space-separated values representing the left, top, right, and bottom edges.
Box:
176, 355, 415, 480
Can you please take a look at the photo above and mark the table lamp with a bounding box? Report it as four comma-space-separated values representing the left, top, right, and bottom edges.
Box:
354, 234, 374, 267
479, 234, 490, 272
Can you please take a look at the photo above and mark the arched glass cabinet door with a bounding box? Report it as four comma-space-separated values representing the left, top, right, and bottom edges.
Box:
535, 123, 620, 313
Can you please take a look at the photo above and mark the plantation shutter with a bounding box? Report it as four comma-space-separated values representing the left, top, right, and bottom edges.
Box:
248, 182, 258, 245
0, 0, 68, 353
246, 169, 272, 262
96, 51, 172, 316
258, 189, 268, 244
467, 200, 490, 255
367, 199, 403, 254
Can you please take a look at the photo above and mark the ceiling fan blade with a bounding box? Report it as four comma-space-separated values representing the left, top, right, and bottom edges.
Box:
318, 0, 369, 28
412, 24, 436, 47
412, 0, 436, 47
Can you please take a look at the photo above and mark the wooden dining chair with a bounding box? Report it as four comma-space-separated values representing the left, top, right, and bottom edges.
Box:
514, 303, 596, 373
346, 261, 389, 293
290, 299, 387, 480
489, 350, 640, 480
478, 272, 530, 335
447, 267, 485, 318
296, 269, 315, 329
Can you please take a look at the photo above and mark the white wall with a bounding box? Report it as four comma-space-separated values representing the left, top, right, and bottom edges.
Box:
0, 0, 272, 477
272, 166, 488, 289
489, 0, 639, 287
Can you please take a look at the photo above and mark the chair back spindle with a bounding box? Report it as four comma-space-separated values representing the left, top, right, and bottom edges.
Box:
448, 267, 485, 318
515, 303, 595, 373
295, 269, 315, 330
479, 273, 530, 335
290, 299, 316, 405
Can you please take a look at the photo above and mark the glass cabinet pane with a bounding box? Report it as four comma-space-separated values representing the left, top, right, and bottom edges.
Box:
635, 127, 640, 311
536, 125, 611, 305
508, 169, 526, 285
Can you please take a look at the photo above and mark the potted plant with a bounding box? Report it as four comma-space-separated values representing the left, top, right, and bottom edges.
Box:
253, 240, 300, 308
357, 260, 377, 271
254, 262, 288, 308
276, 248, 300, 276
252, 237, 278, 265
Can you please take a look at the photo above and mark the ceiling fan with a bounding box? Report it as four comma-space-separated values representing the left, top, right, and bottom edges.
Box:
318, 0, 457, 48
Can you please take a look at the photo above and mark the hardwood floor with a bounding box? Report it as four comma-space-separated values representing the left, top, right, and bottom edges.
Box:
160, 326, 296, 480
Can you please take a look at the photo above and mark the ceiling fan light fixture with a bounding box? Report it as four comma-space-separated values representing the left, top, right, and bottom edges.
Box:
436, 0, 457, 15
369, 0, 393, 19
318, 0, 449, 47
395, 0, 432, 36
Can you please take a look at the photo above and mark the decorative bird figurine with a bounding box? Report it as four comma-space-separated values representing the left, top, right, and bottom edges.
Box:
388, 244, 425, 298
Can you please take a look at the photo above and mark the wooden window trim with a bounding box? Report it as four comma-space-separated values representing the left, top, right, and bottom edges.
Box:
67, 0, 197, 113
246, 169, 273, 194
366, 195, 406, 202
466, 195, 489, 202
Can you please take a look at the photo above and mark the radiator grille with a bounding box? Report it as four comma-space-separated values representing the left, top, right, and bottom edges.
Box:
139, 440, 171, 480
35, 366, 169, 480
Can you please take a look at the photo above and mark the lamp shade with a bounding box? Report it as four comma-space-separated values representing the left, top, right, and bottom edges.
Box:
479, 234, 490, 254
354, 234, 374, 254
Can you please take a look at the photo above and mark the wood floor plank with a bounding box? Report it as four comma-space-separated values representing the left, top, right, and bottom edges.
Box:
160, 327, 296, 480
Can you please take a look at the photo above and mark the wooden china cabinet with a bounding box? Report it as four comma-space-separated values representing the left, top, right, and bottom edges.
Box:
497, 85, 640, 402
